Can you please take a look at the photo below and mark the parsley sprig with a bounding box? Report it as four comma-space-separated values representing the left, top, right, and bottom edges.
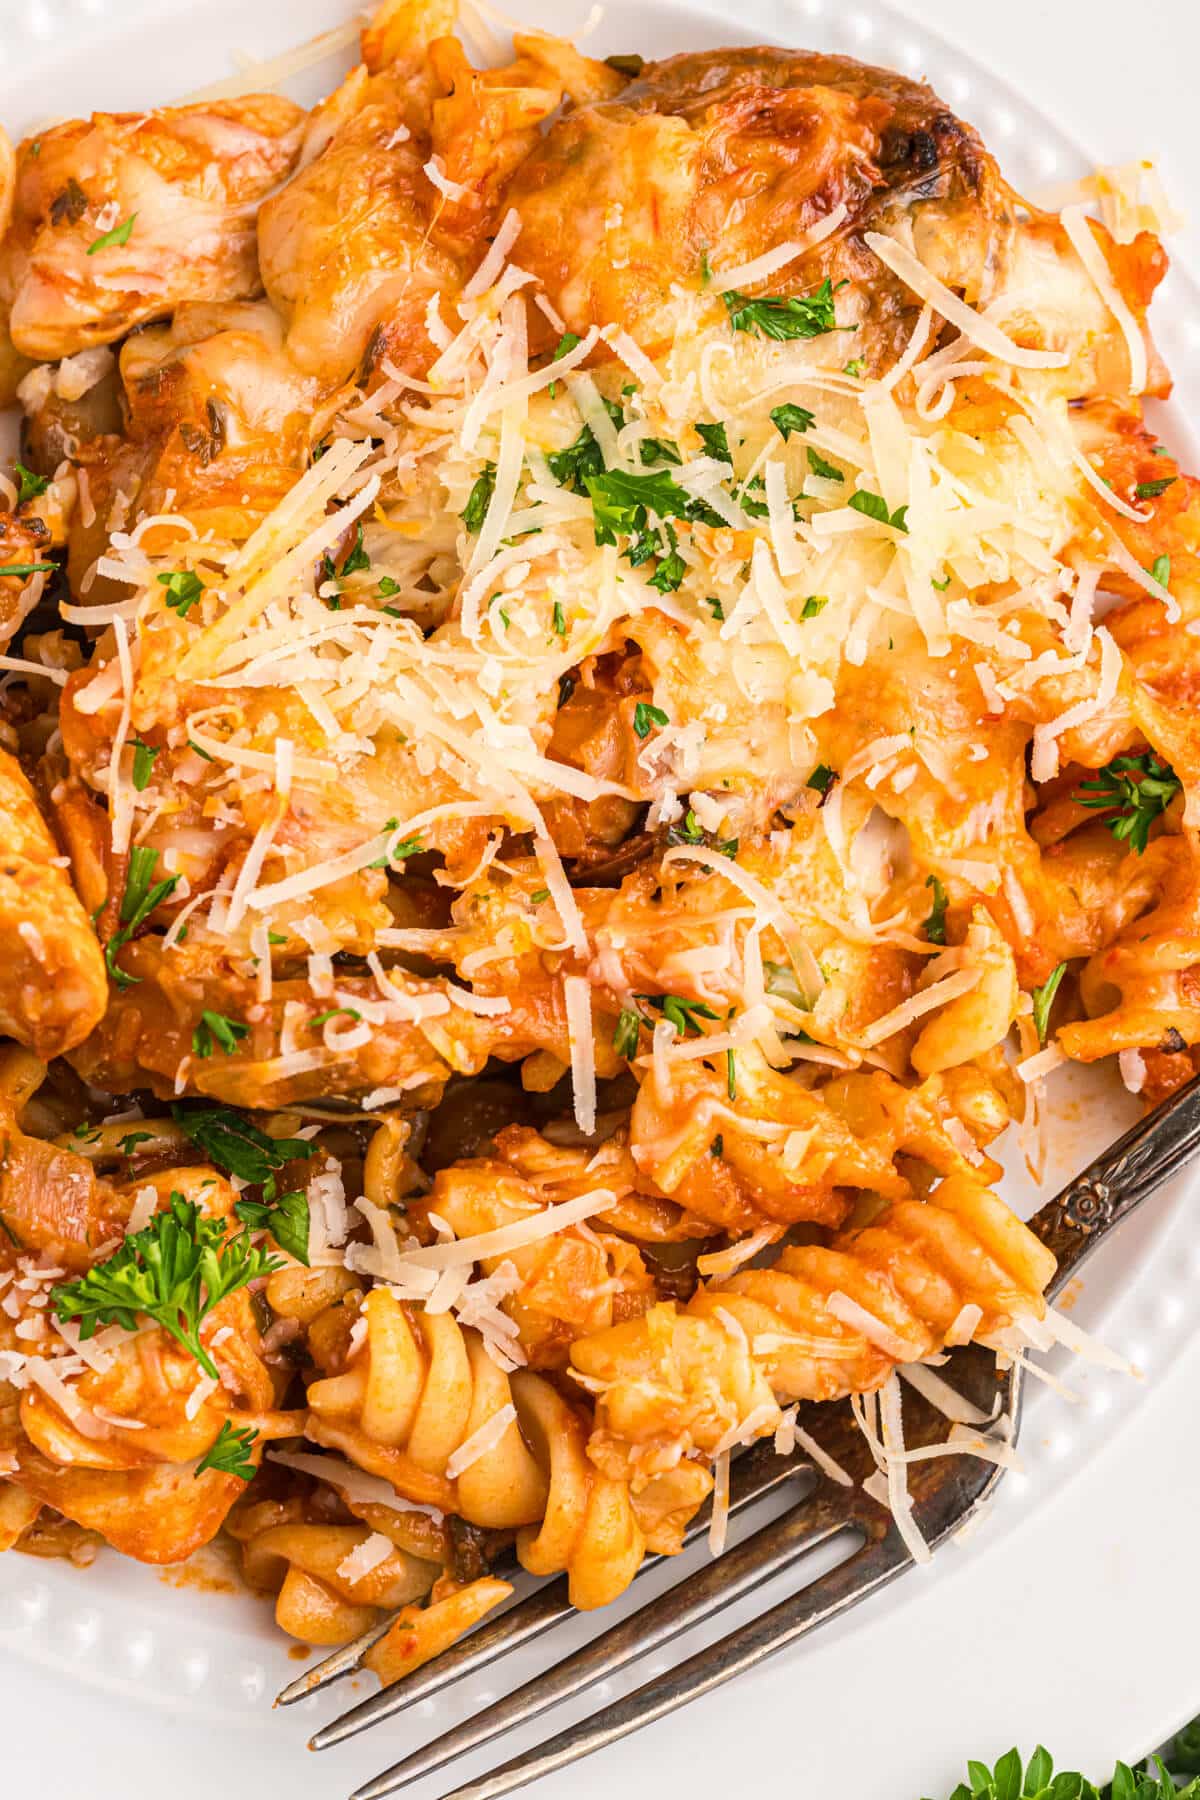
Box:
234, 1189, 310, 1265
195, 1418, 259, 1482
926, 1744, 1200, 1800
51, 1191, 280, 1378
1031, 963, 1066, 1045
923, 874, 948, 945
1075, 752, 1180, 854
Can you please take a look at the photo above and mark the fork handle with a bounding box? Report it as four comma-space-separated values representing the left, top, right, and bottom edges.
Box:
1030, 1070, 1200, 1296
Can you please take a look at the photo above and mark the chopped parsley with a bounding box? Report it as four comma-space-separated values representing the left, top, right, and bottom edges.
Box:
726, 1048, 737, 1100
157, 569, 204, 616
310, 1007, 361, 1029
131, 741, 159, 792
646, 521, 687, 594
461, 463, 497, 533
585, 466, 693, 546
639, 435, 683, 466
0, 561, 56, 577
843, 358, 866, 378
633, 700, 669, 740
931, 572, 952, 591
340, 521, 371, 576
234, 1189, 310, 1266
368, 820, 423, 868
117, 1131, 154, 1156
192, 1011, 249, 1059
552, 600, 567, 637
87, 212, 136, 255
612, 1007, 642, 1059
637, 993, 719, 1036
1135, 475, 1177, 500
806, 446, 843, 483
848, 488, 909, 532
1149, 554, 1171, 589
548, 330, 581, 396
769, 403, 816, 440
722, 277, 842, 342
378, 575, 401, 598
694, 421, 732, 463
105, 846, 179, 989
194, 1419, 260, 1482
14, 462, 48, 504
529, 888, 550, 904
807, 763, 836, 797
800, 595, 828, 620
171, 1104, 315, 1191
1031, 964, 1066, 1045
51, 1190, 280, 1378
923, 874, 949, 945
704, 595, 725, 622
1075, 751, 1181, 854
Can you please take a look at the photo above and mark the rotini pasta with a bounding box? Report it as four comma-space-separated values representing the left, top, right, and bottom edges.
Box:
0, 0, 1190, 1687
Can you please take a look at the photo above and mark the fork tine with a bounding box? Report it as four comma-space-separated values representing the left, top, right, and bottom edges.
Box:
286, 1435, 809, 1714
355, 1530, 910, 1800
332, 1474, 858, 1784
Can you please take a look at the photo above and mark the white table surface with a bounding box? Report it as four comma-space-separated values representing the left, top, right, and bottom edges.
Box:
3, 2, 1200, 1793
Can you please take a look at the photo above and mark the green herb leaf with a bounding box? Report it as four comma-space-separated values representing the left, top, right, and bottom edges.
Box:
1075, 751, 1180, 854
1031, 963, 1066, 1044
931, 572, 952, 591
703, 595, 725, 622
192, 1010, 249, 1059
0, 561, 56, 577
637, 993, 719, 1036
340, 520, 371, 576
131, 741, 159, 792
529, 888, 549, 904
194, 1418, 259, 1481
769, 403, 816, 440
633, 700, 669, 740
310, 1006, 361, 1029
924, 874, 948, 945
848, 488, 909, 531
117, 1131, 154, 1155
805, 446, 844, 483
52, 1191, 280, 1378
378, 575, 401, 597
807, 763, 835, 797
187, 738, 214, 761
104, 847, 179, 989
639, 435, 683, 466
723, 277, 841, 342
234, 1189, 310, 1266
157, 569, 204, 616
14, 462, 49, 504
726, 1047, 737, 1099
552, 600, 567, 637
800, 595, 828, 620
172, 1104, 316, 1188
613, 1007, 642, 1059
87, 212, 136, 254
1135, 476, 1177, 500
843, 357, 866, 378
461, 463, 497, 533
585, 466, 694, 547
694, 421, 732, 463
368, 819, 423, 868
548, 330, 581, 396
1148, 554, 1171, 589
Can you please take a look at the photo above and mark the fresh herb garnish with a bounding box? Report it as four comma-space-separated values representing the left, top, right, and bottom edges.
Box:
234, 1189, 310, 1265
722, 277, 842, 341
552, 600, 567, 637
633, 700, 669, 740
923, 874, 948, 945
105, 847, 179, 989
726, 1048, 737, 1100
1031, 963, 1066, 1044
548, 331, 581, 397
769, 403, 816, 440
51, 1191, 280, 1378
0, 561, 56, 577
806, 446, 844, 483
461, 463, 497, 533
646, 521, 687, 594
378, 575, 401, 598
1149, 554, 1171, 589
843, 358, 866, 378
117, 1131, 154, 1155
801, 595, 828, 620
848, 489, 909, 532
1135, 476, 1177, 500
694, 421, 732, 463
613, 1007, 642, 1059
367, 820, 423, 868
14, 462, 48, 504
187, 739, 214, 761
639, 436, 683, 466
704, 595, 725, 622
585, 466, 693, 546
192, 1011, 249, 1059
637, 993, 720, 1036
807, 763, 836, 797
310, 1007, 361, 1029
87, 212, 136, 254
158, 569, 204, 616
529, 888, 549, 904
1075, 751, 1180, 854
194, 1418, 260, 1482
171, 1104, 316, 1189
927, 1745, 1200, 1800
340, 521, 371, 576
131, 741, 159, 792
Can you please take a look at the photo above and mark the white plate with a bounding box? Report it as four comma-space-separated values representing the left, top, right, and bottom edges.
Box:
3, 2, 1200, 1794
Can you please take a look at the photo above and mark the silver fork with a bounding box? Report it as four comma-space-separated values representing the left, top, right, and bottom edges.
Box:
278, 1073, 1200, 1800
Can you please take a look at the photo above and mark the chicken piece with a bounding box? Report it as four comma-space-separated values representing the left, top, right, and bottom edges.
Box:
0, 97, 303, 364
504, 46, 1164, 397
0, 750, 107, 1058
258, 5, 604, 383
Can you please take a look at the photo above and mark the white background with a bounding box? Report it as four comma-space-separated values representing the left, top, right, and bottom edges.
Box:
3, 1, 1200, 1794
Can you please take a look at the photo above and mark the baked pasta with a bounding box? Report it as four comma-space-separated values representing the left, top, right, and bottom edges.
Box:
0, 0, 1188, 1676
